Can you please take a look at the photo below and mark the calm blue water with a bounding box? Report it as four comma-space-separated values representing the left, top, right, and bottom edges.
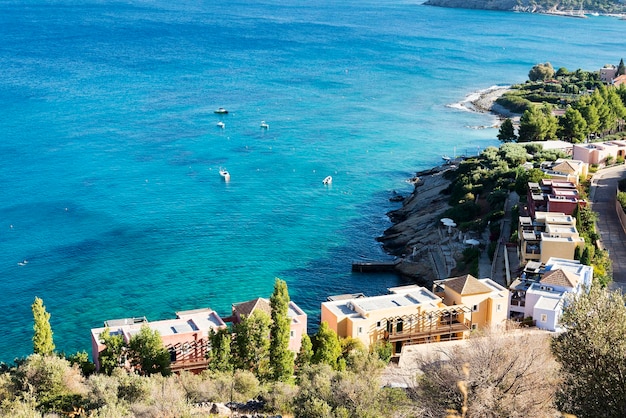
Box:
0, 0, 623, 361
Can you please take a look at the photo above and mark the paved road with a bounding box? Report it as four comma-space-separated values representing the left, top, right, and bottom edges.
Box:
589, 165, 626, 291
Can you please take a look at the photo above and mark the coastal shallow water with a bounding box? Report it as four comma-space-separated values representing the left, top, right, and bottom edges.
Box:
0, 0, 624, 361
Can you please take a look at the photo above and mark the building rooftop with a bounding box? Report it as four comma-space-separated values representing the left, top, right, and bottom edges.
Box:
540, 269, 579, 289
534, 295, 562, 311
441, 274, 492, 296
92, 308, 226, 342
322, 286, 441, 318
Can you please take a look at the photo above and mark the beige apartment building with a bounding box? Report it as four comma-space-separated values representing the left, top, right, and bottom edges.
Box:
519, 211, 585, 264
321, 277, 508, 355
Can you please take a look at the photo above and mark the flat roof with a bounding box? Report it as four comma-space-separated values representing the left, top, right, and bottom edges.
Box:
322, 286, 441, 318
93, 309, 226, 340
534, 296, 562, 311
354, 290, 438, 312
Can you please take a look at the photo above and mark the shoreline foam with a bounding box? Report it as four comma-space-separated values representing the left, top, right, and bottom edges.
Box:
381, 86, 515, 283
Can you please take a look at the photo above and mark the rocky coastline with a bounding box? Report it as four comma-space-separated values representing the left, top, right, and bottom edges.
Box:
378, 87, 510, 284
423, 0, 626, 15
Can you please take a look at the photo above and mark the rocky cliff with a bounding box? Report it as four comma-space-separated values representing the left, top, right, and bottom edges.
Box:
424, 0, 522, 11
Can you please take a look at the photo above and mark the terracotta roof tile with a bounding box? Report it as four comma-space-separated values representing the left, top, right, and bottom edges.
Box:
444, 274, 492, 295
232, 298, 271, 319
540, 269, 579, 288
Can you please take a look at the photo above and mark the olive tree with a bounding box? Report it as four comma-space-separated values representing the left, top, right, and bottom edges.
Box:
552, 287, 626, 418
413, 328, 559, 418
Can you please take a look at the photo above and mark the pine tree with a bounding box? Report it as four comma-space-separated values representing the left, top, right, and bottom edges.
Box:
232, 310, 271, 379
558, 107, 587, 143
269, 278, 294, 381
31, 297, 55, 355
497, 118, 517, 143
98, 328, 126, 375
128, 325, 171, 376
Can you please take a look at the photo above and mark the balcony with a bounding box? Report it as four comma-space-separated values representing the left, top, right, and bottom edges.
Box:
382, 306, 472, 345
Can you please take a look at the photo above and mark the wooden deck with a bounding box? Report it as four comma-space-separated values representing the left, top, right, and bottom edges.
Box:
387, 320, 472, 344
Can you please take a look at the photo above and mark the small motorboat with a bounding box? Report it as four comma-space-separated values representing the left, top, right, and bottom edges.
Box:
441, 155, 451, 162
260, 121, 269, 129
323, 175, 332, 185
219, 167, 230, 181
217, 121, 225, 128
214, 107, 229, 114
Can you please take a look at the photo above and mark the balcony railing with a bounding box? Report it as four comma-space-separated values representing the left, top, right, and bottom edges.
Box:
386, 319, 472, 343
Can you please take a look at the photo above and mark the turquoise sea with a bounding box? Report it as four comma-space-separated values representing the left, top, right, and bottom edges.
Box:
0, 0, 624, 362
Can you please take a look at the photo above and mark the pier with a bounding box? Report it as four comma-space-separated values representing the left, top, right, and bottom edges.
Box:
351, 259, 400, 273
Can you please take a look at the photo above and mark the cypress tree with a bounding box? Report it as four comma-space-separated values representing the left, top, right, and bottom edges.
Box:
295, 334, 313, 371
207, 328, 233, 372
312, 321, 342, 369
31, 297, 55, 355
269, 278, 294, 381
618, 58, 625, 76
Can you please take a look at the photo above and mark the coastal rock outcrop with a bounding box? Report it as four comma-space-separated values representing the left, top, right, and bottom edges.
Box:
378, 165, 454, 283
424, 0, 520, 11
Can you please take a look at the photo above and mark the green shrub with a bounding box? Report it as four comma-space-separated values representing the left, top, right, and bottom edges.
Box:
373, 341, 393, 363
443, 201, 481, 223
617, 191, 626, 213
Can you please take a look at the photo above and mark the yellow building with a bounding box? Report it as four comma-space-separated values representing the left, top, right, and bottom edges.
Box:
519, 212, 585, 264
322, 284, 480, 355
433, 274, 509, 331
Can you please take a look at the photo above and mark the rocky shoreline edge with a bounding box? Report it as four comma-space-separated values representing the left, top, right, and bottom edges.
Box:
376, 87, 511, 284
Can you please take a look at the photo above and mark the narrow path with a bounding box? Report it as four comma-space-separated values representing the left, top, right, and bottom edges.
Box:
589, 165, 626, 291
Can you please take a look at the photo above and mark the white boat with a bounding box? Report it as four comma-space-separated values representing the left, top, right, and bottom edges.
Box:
214, 107, 228, 114
219, 167, 230, 181
441, 155, 451, 162
217, 121, 225, 128
323, 175, 332, 185
260, 121, 269, 129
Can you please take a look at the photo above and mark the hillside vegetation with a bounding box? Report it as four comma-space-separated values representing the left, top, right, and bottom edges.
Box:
425, 0, 626, 13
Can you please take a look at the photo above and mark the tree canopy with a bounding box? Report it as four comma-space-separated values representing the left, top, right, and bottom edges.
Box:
528, 62, 554, 81
552, 287, 626, 417
232, 310, 271, 379
31, 297, 55, 356
269, 278, 295, 381
128, 325, 171, 376
312, 322, 342, 369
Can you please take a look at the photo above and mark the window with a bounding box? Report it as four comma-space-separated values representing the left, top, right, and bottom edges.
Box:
357, 327, 363, 335
471, 324, 477, 330
376, 321, 381, 328
290, 330, 295, 338
496, 304, 502, 312
396, 319, 403, 333
472, 304, 479, 312
540, 314, 548, 323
